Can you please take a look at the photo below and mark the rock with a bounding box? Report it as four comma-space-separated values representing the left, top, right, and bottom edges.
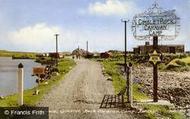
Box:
107, 76, 113, 81
44, 82, 48, 85
33, 90, 40, 95
145, 83, 151, 87
179, 83, 183, 87
52, 72, 59, 76
133, 78, 142, 84
149, 89, 153, 94
102, 71, 106, 75
169, 95, 174, 101
186, 109, 190, 117
0, 96, 4, 100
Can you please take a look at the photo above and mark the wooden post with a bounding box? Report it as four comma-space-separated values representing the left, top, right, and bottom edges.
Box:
153, 36, 158, 102
126, 67, 129, 102
129, 63, 133, 107
18, 63, 24, 106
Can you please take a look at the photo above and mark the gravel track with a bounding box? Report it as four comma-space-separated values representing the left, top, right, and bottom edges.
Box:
38, 59, 134, 119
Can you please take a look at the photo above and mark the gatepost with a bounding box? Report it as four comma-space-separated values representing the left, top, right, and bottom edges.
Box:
18, 63, 24, 106
128, 63, 133, 107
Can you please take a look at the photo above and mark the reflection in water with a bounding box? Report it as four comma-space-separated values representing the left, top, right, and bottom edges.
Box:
0, 57, 41, 96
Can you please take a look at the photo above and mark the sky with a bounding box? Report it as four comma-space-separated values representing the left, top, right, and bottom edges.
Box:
0, 0, 189, 52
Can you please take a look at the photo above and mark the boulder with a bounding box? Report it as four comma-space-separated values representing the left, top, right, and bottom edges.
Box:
0, 96, 4, 100
107, 76, 113, 81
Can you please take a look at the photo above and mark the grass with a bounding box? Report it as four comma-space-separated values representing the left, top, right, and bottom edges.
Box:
133, 84, 149, 100
102, 58, 149, 100
0, 50, 36, 59
143, 104, 186, 119
169, 57, 190, 65
0, 58, 76, 107
100, 57, 186, 119
165, 56, 190, 71
102, 59, 126, 94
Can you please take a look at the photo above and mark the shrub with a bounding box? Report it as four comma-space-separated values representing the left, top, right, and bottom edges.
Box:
166, 64, 179, 70
179, 54, 187, 59
180, 66, 190, 72
175, 60, 186, 66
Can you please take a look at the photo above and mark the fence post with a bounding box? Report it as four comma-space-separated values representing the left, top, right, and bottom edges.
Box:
126, 66, 129, 102
18, 63, 24, 106
129, 63, 133, 107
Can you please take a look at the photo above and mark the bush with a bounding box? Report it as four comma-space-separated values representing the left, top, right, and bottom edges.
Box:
175, 60, 186, 66
166, 64, 179, 70
179, 54, 187, 59
180, 66, 190, 72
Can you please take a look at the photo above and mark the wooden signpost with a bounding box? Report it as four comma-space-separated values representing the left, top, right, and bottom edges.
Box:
150, 36, 160, 102
132, 1, 180, 102
32, 66, 46, 95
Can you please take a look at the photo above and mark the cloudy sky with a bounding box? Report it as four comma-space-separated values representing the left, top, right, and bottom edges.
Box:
0, 0, 189, 52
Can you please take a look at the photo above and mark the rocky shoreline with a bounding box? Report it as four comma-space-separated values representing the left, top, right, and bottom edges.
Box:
132, 65, 190, 108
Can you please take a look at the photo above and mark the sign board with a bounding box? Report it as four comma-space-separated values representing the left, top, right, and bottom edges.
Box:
149, 50, 161, 65
33, 67, 46, 75
132, 2, 180, 40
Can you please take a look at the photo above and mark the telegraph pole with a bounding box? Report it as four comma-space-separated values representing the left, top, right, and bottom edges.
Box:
121, 19, 130, 104
86, 41, 88, 56
55, 34, 59, 66
121, 19, 129, 73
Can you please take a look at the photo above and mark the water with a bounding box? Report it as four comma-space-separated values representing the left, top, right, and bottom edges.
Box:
0, 57, 41, 96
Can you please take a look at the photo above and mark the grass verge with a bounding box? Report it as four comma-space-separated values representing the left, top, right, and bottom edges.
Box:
0, 58, 76, 107
102, 59, 149, 100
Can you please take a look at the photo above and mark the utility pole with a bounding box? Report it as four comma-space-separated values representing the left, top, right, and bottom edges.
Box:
121, 19, 130, 104
55, 34, 59, 66
121, 19, 129, 73
86, 41, 88, 56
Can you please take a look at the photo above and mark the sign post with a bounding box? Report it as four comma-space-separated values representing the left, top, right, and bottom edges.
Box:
152, 36, 159, 102
33, 66, 46, 95
148, 36, 161, 102
18, 63, 24, 106
132, 1, 180, 102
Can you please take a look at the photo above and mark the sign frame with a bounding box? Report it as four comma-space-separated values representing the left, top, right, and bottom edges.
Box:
132, 2, 180, 40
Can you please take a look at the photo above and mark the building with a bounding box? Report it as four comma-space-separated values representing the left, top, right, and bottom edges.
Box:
100, 52, 112, 58
133, 42, 184, 54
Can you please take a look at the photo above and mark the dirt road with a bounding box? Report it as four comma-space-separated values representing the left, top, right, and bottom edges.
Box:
38, 59, 134, 119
